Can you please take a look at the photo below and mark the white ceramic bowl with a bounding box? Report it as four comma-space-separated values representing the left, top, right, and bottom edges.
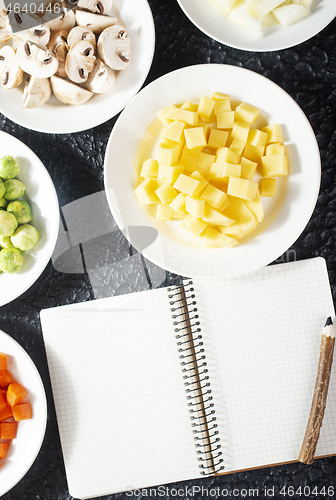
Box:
0, 132, 59, 306
104, 64, 321, 280
176, 0, 336, 52
0, 329, 47, 496
0, 0, 155, 133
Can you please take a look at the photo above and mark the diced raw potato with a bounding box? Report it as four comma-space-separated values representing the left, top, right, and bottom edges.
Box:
170, 192, 186, 213
201, 184, 229, 211
224, 198, 255, 232
228, 2, 262, 36
235, 102, 261, 124
242, 218, 258, 236
211, 91, 231, 101
240, 157, 258, 180
158, 164, 184, 185
173, 174, 202, 196
140, 158, 159, 178
155, 183, 178, 204
156, 204, 173, 220
247, 129, 269, 147
208, 129, 229, 150
214, 99, 231, 114
135, 179, 160, 205
175, 108, 199, 126
199, 226, 239, 248
222, 162, 242, 180
209, 162, 227, 189
165, 105, 180, 121
229, 138, 246, 156
198, 96, 215, 121
181, 101, 198, 112
259, 177, 276, 197
185, 196, 206, 218
216, 147, 241, 164
227, 177, 258, 202
181, 146, 202, 173
198, 122, 210, 141
157, 106, 173, 126
272, 4, 309, 26
261, 124, 283, 143
220, 223, 245, 240
195, 152, 216, 174
184, 127, 208, 149
243, 143, 265, 163
244, 189, 264, 222
261, 154, 288, 177
190, 171, 209, 195
183, 215, 208, 236
249, 0, 284, 18
266, 142, 285, 155
213, 0, 240, 13
171, 210, 186, 219
217, 111, 235, 129
231, 121, 250, 142
202, 204, 235, 226
158, 141, 183, 166
161, 120, 186, 144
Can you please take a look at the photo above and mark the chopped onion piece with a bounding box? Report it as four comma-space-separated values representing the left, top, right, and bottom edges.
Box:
272, 4, 310, 26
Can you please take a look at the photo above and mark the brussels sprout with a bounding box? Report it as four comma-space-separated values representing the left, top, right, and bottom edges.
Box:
0, 179, 4, 199
7, 200, 32, 225
0, 235, 14, 248
0, 211, 18, 237
0, 247, 23, 274
11, 224, 39, 251
0, 197, 7, 209
0, 156, 20, 179
3, 179, 26, 201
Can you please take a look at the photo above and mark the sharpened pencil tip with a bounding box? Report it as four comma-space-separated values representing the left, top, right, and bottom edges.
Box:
325, 317, 333, 327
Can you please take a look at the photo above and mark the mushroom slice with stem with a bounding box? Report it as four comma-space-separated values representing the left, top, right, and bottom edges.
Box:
82, 58, 115, 93
77, 0, 113, 15
48, 29, 69, 78
16, 40, 59, 78
0, 46, 24, 89
97, 25, 130, 71
12, 24, 51, 48
65, 40, 95, 83
75, 10, 117, 34
50, 74, 93, 105
23, 74, 51, 108
45, 9, 76, 33
67, 26, 96, 48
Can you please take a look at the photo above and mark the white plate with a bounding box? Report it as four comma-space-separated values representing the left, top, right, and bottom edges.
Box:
104, 64, 321, 280
0, 0, 155, 133
0, 329, 47, 496
176, 0, 336, 52
0, 132, 59, 306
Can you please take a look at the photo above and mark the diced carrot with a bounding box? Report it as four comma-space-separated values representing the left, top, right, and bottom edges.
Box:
0, 353, 7, 370
0, 421, 17, 439
0, 370, 14, 388
0, 405, 12, 422
12, 403, 32, 421
6, 382, 27, 406
0, 442, 9, 458
0, 391, 7, 412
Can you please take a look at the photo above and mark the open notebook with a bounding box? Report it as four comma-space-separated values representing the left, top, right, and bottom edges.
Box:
40, 257, 336, 499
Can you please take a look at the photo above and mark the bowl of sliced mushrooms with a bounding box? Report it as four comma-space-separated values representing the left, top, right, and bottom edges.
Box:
0, 0, 155, 133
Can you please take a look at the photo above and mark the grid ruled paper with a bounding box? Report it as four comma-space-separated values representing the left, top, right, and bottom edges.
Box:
193, 257, 336, 472
40, 288, 200, 499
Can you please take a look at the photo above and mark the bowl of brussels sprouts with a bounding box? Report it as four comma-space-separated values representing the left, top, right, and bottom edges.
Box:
0, 132, 59, 306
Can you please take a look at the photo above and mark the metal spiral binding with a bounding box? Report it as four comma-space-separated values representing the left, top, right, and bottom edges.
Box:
167, 281, 225, 475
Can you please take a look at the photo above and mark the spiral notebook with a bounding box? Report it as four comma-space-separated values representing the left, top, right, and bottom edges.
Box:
40, 257, 336, 499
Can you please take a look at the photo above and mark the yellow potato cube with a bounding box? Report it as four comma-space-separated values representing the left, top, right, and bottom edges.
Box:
185, 196, 205, 218
235, 102, 260, 124
229, 138, 246, 156
195, 152, 215, 174
217, 111, 235, 129
175, 108, 199, 126
214, 98, 231, 114
244, 190, 264, 222
259, 178, 276, 197
227, 177, 258, 202
201, 184, 229, 210
208, 129, 229, 150
202, 204, 235, 226
180, 146, 202, 173
165, 105, 180, 121
261, 154, 288, 177
184, 127, 208, 149
198, 96, 215, 121
158, 164, 184, 185
216, 147, 241, 164
266, 143, 285, 155
199, 226, 238, 248
261, 124, 283, 143
247, 129, 269, 147
222, 162, 241, 180
158, 141, 182, 166
173, 174, 202, 196
209, 162, 227, 189
181, 101, 198, 112
242, 219, 258, 236
198, 122, 210, 141
170, 192, 186, 213
156, 204, 173, 220
183, 215, 208, 237
190, 171, 209, 195
220, 223, 245, 240
171, 210, 186, 219
243, 143, 265, 163
160, 120, 186, 144
240, 157, 258, 181
211, 91, 230, 101
140, 158, 159, 178
231, 121, 250, 143
134, 179, 160, 205
155, 183, 178, 204
223, 198, 255, 232
157, 106, 173, 126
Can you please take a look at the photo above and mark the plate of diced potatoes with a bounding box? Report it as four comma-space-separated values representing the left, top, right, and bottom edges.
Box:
176, 0, 336, 52
104, 64, 320, 279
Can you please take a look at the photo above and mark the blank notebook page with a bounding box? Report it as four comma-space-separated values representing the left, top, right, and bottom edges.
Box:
193, 257, 336, 472
40, 288, 200, 499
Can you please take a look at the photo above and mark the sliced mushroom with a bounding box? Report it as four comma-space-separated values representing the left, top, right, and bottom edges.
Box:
67, 26, 96, 48
50, 74, 93, 105
75, 10, 117, 34
77, 0, 113, 15
97, 25, 130, 71
65, 40, 95, 83
23, 74, 51, 108
16, 40, 59, 78
45, 9, 76, 33
0, 45, 23, 89
82, 58, 115, 93
48, 30, 69, 78
8, 11, 40, 31
12, 24, 51, 48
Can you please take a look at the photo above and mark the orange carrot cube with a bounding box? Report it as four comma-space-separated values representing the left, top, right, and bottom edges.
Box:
0, 442, 9, 458
0, 421, 17, 439
0, 370, 14, 388
0, 405, 12, 422
0, 353, 7, 370
6, 382, 27, 406
0, 391, 7, 412
12, 403, 32, 421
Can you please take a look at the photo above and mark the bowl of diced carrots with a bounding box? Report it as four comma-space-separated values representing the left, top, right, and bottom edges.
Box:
0, 330, 47, 496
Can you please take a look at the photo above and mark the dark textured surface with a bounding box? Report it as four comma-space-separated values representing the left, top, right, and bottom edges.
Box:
1, 1, 336, 499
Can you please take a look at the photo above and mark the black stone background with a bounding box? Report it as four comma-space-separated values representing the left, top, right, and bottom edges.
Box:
1, 0, 336, 499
